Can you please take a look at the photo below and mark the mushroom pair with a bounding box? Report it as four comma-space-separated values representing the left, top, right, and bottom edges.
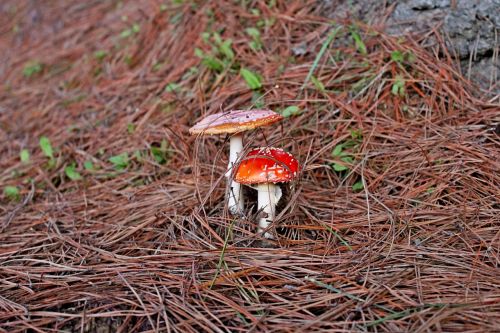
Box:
189, 110, 299, 238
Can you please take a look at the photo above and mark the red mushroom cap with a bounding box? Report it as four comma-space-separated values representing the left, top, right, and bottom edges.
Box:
189, 110, 283, 135
235, 147, 299, 184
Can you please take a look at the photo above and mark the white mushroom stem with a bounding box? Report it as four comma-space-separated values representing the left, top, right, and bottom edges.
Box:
226, 134, 244, 214
257, 183, 282, 238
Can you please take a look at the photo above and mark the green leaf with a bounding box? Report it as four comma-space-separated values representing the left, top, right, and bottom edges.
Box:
20, 149, 30, 163
94, 50, 108, 61
194, 48, 205, 58
249, 40, 262, 51
84, 160, 94, 171
391, 82, 399, 95
247, 25, 264, 45
332, 155, 353, 172
120, 23, 140, 38
23, 61, 43, 77
311, 75, 325, 92
391, 50, 404, 63
201, 32, 210, 42
341, 156, 354, 164
4, 186, 20, 201
341, 139, 357, 149
202, 56, 224, 72
350, 29, 367, 55
164, 83, 180, 93
150, 139, 169, 164
219, 39, 234, 59
64, 163, 82, 181
127, 123, 136, 134
332, 144, 343, 157
109, 152, 129, 170
151, 147, 165, 164
332, 163, 348, 172
265, 17, 276, 27
398, 85, 405, 97
240, 68, 262, 90
212, 32, 222, 45
350, 129, 363, 140
245, 27, 261, 40
120, 28, 132, 38
392, 75, 406, 97
352, 181, 364, 192
281, 105, 301, 118
39, 136, 54, 159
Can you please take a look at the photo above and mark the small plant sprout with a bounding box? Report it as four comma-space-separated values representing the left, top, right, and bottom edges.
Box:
4, 185, 20, 201
235, 147, 299, 238
20, 149, 30, 163
189, 110, 283, 215
240, 68, 262, 90
23, 61, 43, 77
39, 136, 56, 168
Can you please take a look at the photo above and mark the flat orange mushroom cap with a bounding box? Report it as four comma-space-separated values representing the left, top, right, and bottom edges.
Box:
189, 110, 283, 135
235, 147, 299, 184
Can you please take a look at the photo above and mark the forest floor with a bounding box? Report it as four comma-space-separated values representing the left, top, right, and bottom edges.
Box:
0, 1, 499, 332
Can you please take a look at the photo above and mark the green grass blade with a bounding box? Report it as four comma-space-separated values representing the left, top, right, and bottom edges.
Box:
301, 26, 341, 91
321, 224, 352, 250
209, 219, 236, 289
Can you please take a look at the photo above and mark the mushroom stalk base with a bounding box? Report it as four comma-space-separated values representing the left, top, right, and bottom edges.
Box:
257, 183, 282, 239
227, 134, 244, 214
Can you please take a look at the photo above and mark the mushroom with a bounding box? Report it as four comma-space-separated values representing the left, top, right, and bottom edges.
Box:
189, 110, 283, 214
235, 147, 299, 238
